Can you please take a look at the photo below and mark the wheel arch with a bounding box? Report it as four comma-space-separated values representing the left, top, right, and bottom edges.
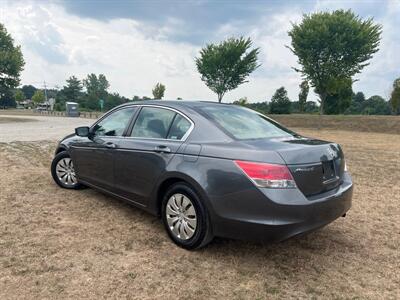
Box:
151, 172, 212, 217
55, 145, 68, 155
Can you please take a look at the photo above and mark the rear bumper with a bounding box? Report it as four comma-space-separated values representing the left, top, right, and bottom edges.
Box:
210, 172, 353, 242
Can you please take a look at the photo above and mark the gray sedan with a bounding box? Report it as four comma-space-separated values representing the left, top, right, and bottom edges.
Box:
51, 101, 353, 249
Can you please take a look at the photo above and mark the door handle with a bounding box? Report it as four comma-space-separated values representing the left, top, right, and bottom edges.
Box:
105, 142, 117, 149
154, 145, 171, 153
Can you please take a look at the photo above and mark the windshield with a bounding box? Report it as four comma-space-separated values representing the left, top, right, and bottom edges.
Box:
199, 105, 295, 140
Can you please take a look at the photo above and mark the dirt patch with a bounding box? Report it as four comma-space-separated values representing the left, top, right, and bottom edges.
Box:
0, 117, 37, 124
0, 129, 399, 299
0, 114, 93, 142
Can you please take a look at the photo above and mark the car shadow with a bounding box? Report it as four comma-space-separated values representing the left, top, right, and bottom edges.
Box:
80, 186, 359, 275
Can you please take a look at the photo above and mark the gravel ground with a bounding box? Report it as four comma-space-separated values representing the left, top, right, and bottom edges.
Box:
0, 115, 93, 142
0, 125, 399, 299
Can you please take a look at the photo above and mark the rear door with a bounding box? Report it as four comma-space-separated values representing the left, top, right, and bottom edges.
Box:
70, 106, 138, 191
114, 106, 193, 205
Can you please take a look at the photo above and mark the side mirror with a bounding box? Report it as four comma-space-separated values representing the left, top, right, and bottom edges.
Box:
75, 126, 90, 137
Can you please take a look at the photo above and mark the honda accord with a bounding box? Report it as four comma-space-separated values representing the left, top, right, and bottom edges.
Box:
51, 101, 353, 249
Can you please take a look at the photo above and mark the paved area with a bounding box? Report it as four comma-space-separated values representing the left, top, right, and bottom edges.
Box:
0, 115, 94, 142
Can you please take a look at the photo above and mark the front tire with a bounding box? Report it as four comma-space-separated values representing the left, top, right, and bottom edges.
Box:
51, 151, 82, 189
162, 183, 213, 250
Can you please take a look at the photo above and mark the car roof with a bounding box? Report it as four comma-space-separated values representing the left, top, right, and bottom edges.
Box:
117, 100, 234, 110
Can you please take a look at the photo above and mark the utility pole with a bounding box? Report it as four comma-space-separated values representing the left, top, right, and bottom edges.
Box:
43, 80, 48, 102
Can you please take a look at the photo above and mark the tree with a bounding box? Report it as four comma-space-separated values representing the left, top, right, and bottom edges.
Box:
0, 23, 25, 108
353, 92, 366, 104
195, 37, 260, 102
104, 93, 129, 111
83, 73, 110, 110
152, 82, 166, 99
247, 101, 269, 114
304, 101, 319, 113
345, 91, 366, 114
14, 90, 25, 102
63, 76, 82, 102
390, 78, 400, 115
21, 85, 37, 99
324, 77, 353, 114
83, 73, 109, 98
233, 97, 248, 106
269, 87, 291, 114
288, 10, 382, 114
363, 95, 391, 115
298, 81, 309, 113
32, 90, 45, 105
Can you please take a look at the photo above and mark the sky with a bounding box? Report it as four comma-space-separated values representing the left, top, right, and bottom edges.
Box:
0, 0, 399, 103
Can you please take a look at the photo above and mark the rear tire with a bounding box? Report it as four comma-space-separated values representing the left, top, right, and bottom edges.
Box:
51, 151, 83, 189
162, 182, 213, 250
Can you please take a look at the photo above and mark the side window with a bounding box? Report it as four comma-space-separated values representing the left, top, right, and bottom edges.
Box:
92, 107, 136, 137
131, 107, 176, 139
167, 114, 191, 140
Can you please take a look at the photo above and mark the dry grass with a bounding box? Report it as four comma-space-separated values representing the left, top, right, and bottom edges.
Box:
0, 129, 399, 299
271, 114, 400, 135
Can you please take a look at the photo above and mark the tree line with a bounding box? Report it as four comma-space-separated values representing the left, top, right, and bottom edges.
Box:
235, 88, 394, 115
1, 10, 399, 115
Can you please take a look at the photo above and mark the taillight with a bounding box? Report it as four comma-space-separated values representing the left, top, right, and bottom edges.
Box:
234, 160, 296, 188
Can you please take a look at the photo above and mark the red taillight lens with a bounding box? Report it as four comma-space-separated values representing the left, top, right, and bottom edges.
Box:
234, 160, 296, 188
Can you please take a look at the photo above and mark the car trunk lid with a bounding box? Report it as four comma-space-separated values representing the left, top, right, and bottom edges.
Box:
243, 137, 345, 196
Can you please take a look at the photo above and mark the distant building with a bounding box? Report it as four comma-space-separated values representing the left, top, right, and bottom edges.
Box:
17, 99, 33, 109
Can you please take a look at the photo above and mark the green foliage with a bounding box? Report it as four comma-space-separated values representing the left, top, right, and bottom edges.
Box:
345, 92, 365, 114
363, 95, 391, 115
152, 82, 166, 99
390, 78, 400, 115
298, 81, 309, 113
345, 92, 390, 115
233, 97, 248, 106
84, 74, 109, 99
103, 93, 129, 111
325, 77, 353, 114
54, 76, 83, 110
288, 10, 382, 114
63, 76, 83, 102
132, 95, 149, 101
270, 87, 291, 114
353, 91, 366, 104
246, 101, 269, 114
21, 85, 37, 99
32, 90, 45, 105
304, 101, 320, 113
82, 74, 110, 110
195, 37, 260, 102
0, 23, 25, 108
14, 89, 25, 102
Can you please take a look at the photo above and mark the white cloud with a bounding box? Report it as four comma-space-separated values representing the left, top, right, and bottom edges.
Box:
0, 1, 214, 99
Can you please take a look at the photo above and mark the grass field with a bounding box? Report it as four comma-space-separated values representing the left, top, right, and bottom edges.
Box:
271, 114, 400, 135
0, 127, 399, 299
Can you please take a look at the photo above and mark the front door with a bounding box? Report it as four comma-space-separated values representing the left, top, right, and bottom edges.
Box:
70, 106, 137, 191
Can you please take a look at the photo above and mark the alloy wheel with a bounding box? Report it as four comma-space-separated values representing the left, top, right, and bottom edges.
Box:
56, 157, 77, 186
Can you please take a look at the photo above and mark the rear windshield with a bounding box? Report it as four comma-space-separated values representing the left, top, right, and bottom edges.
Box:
199, 105, 295, 140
